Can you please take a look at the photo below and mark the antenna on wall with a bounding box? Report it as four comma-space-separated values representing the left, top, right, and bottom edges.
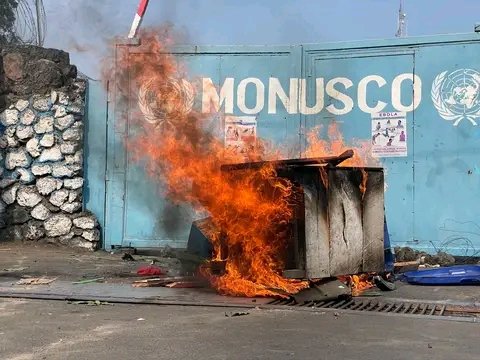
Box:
395, 0, 407, 37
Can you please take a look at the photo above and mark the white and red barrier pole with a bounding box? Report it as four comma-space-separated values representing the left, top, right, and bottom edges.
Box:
127, 0, 150, 38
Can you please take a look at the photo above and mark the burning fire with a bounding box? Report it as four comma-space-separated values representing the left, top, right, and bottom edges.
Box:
108, 30, 307, 297
304, 124, 372, 167
304, 124, 376, 195
339, 274, 375, 296
106, 28, 376, 297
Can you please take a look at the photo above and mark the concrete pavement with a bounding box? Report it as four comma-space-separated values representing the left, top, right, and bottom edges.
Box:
0, 298, 479, 360
1, 243, 479, 306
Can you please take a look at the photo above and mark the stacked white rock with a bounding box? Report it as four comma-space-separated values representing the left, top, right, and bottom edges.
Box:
0, 81, 100, 251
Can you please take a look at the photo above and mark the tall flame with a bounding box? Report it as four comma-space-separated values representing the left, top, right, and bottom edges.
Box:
107, 30, 308, 297
105, 29, 377, 297
305, 124, 377, 196
305, 124, 376, 168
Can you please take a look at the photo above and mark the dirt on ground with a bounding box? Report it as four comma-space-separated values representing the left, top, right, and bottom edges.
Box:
0, 242, 200, 284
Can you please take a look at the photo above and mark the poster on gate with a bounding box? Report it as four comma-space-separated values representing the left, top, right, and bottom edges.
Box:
224, 115, 257, 157
371, 112, 407, 157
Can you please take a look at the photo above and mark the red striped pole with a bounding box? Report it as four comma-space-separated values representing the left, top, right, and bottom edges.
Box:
128, 0, 150, 38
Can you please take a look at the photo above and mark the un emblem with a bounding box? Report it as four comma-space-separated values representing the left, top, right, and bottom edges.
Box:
138, 78, 194, 129
431, 69, 480, 126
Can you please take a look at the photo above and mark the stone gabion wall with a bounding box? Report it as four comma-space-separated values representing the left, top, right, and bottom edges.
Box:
0, 45, 100, 250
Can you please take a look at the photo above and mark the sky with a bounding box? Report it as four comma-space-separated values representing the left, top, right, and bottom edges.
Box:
41, 0, 480, 77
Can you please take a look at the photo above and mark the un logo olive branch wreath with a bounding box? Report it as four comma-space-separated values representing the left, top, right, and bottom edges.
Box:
431, 70, 480, 126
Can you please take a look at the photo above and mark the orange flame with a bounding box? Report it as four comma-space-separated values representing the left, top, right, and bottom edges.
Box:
338, 274, 375, 296
305, 124, 378, 195
106, 29, 308, 297
105, 28, 378, 298
305, 124, 377, 168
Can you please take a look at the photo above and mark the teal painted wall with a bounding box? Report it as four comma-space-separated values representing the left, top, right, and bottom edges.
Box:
85, 33, 480, 257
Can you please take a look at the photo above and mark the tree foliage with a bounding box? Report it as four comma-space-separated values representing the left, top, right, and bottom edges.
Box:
0, 0, 18, 44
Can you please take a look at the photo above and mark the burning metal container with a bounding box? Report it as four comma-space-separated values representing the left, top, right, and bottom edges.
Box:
218, 150, 385, 280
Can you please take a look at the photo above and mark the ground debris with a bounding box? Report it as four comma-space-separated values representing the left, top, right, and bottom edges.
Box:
67, 300, 112, 306
16, 277, 56, 285
132, 276, 192, 288
225, 311, 249, 317
373, 275, 396, 291
394, 247, 455, 266
394, 260, 420, 273
136, 265, 164, 276
122, 253, 135, 261
72, 277, 105, 285
293, 279, 351, 303
165, 281, 204, 288
2, 266, 29, 272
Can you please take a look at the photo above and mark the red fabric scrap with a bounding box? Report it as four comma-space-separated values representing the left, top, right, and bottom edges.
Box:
137, 265, 164, 276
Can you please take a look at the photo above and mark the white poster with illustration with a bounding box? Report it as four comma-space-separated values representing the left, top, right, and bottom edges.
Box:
371, 112, 407, 157
224, 116, 257, 156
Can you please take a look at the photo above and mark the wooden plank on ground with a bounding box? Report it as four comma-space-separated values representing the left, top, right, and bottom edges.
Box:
362, 170, 385, 272
165, 281, 206, 288
328, 168, 364, 275
132, 277, 187, 288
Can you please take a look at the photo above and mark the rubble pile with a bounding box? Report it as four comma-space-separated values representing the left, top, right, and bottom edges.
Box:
0, 45, 100, 250
394, 246, 456, 267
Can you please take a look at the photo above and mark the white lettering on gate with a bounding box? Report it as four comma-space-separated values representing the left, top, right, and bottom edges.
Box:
325, 77, 354, 115
358, 75, 387, 113
200, 74, 423, 115
392, 73, 422, 112
237, 78, 265, 114
268, 78, 299, 114
202, 77, 234, 114
299, 78, 324, 115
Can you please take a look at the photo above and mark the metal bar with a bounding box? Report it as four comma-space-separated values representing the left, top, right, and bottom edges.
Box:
409, 304, 419, 314
338, 300, 355, 309
321, 300, 338, 308
331, 300, 348, 309
419, 305, 429, 315
356, 301, 372, 311
393, 303, 405, 313
402, 304, 412, 314
382, 303, 395, 312
128, 0, 150, 38
439, 305, 447, 316
35, 0, 42, 46
350, 301, 367, 310
365, 302, 379, 311
429, 306, 437, 316
300, 301, 314, 307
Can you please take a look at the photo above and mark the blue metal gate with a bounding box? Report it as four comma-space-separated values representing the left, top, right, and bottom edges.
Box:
85, 33, 480, 256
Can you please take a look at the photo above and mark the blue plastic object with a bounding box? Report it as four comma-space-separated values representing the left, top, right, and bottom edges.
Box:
403, 265, 480, 285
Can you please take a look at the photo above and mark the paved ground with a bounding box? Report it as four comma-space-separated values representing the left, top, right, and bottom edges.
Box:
0, 298, 479, 360
1, 243, 479, 306
0, 243, 192, 283
0, 244, 479, 359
